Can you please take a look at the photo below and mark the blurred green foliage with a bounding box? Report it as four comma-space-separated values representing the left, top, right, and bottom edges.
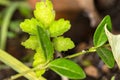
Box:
0, 0, 32, 49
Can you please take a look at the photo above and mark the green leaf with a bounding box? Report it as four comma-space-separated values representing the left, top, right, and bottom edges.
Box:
49, 58, 86, 79
20, 18, 42, 35
34, 0, 55, 28
7, 31, 16, 38
21, 36, 39, 50
96, 47, 115, 68
93, 15, 112, 47
33, 47, 46, 67
9, 20, 21, 33
111, 76, 115, 80
37, 26, 54, 61
105, 25, 120, 68
49, 18, 71, 37
18, 3, 31, 17
52, 36, 75, 52
33, 47, 46, 77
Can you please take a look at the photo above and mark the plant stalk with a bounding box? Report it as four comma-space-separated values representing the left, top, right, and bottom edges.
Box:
10, 63, 48, 80
65, 47, 96, 59
0, 3, 18, 50
0, 49, 39, 80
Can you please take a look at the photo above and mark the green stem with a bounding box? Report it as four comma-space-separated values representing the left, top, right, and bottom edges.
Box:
10, 47, 94, 79
65, 47, 96, 59
10, 64, 48, 80
0, 62, 32, 70
0, 3, 18, 50
65, 50, 87, 59
0, 49, 39, 80
10, 67, 39, 80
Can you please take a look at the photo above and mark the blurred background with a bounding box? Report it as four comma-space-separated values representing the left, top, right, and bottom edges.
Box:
0, 0, 120, 80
